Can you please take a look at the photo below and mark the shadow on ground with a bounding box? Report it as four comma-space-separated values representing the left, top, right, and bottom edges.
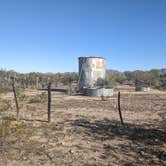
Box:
71, 118, 166, 145
71, 118, 166, 164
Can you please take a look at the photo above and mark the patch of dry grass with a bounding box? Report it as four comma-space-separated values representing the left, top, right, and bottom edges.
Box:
0, 90, 165, 165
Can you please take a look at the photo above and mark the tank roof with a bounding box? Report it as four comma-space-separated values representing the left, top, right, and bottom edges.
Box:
79, 56, 105, 60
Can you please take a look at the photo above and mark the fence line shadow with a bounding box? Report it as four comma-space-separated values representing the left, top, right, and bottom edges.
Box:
71, 118, 166, 145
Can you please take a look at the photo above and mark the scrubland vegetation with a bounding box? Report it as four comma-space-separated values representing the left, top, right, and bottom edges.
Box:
0, 69, 165, 92
0, 68, 166, 165
0, 86, 165, 165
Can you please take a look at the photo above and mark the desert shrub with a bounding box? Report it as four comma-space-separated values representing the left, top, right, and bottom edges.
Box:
96, 78, 105, 87
28, 96, 41, 103
0, 117, 12, 137
0, 88, 11, 94
16, 88, 25, 98
0, 99, 12, 112
96, 78, 113, 87
12, 89, 28, 109
18, 93, 28, 102
157, 77, 166, 90
26, 105, 37, 111
0, 116, 27, 138
28, 92, 47, 103
101, 95, 107, 101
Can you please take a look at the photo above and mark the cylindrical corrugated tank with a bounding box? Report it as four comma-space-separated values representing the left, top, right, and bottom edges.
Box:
135, 86, 150, 92
84, 87, 113, 97
78, 57, 106, 90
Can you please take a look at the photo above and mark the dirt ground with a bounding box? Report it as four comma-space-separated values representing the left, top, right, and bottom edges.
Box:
0, 88, 166, 166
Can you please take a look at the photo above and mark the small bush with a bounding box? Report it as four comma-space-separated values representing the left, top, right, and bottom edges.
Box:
101, 95, 107, 101
28, 92, 47, 103
0, 99, 12, 112
0, 116, 28, 138
0, 88, 11, 94
18, 93, 28, 102
0, 117, 12, 137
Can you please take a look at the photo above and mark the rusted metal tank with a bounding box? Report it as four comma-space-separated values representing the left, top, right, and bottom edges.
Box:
78, 57, 106, 90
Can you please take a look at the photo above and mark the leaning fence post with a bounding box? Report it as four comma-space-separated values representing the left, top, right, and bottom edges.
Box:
68, 78, 72, 95
47, 82, 51, 123
118, 91, 124, 126
11, 77, 19, 120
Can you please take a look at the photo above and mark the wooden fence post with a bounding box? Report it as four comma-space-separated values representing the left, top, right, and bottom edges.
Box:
118, 91, 124, 126
11, 77, 19, 120
47, 82, 51, 123
68, 78, 72, 95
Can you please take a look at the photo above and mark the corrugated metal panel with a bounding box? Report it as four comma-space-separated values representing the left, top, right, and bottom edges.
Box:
78, 57, 106, 90
85, 88, 113, 97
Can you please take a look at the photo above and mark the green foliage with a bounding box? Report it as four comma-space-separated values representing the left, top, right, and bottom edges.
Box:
105, 72, 127, 86
96, 78, 106, 86
158, 77, 166, 90
95, 77, 114, 87
0, 69, 165, 90
0, 69, 79, 90
124, 70, 162, 88
0, 88, 11, 94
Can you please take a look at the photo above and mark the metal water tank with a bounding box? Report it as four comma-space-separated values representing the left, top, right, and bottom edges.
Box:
85, 87, 114, 97
78, 57, 106, 90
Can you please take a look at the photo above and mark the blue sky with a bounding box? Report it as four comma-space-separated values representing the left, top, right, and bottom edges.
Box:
0, 0, 165, 73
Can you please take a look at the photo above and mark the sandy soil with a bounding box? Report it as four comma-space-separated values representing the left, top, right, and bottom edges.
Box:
0, 89, 166, 166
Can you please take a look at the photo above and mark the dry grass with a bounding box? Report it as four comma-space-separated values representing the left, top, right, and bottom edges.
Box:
0, 89, 165, 165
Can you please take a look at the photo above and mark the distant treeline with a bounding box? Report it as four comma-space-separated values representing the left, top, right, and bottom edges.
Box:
0, 68, 165, 92
105, 69, 166, 90
0, 70, 78, 92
